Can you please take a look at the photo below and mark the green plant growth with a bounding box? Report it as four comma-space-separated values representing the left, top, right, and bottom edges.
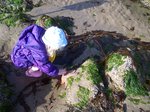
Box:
67, 76, 74, 88
58, 92, 66, 99
73, 67, 85, 82
124, 69, 149, 96
0, 0, 31, 26
0, 71, 13, 112
36, 15, 57, 29
76, 86, 90, 109
106, 53, 126, 71
83, 59, 102, 85
36, 15, 74, 35
75, 74, 82, 82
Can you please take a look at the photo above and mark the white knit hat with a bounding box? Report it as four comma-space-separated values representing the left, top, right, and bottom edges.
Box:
42, 26, 68, 50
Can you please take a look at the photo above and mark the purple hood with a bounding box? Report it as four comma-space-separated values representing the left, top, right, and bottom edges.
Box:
11, 24, 58, 77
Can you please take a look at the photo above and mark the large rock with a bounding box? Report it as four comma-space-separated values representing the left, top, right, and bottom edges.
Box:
65, 59, 103, 109
105, 49, 150, 111
106, 49, 149, 96
106, 51, 136, 91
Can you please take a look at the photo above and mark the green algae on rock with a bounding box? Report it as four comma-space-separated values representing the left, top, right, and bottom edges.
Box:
81, 59, 102, 85
35, 15, 57, 29
105, 49, 150, 109
106, 53, 126, 72
67, 76, 74, 88
75, 86, 90, 109
124, 69, 148, 96
35, 15, 75, 35
106, 52, 133, 91
65, 59, 103, 109
106, 51, 149, 96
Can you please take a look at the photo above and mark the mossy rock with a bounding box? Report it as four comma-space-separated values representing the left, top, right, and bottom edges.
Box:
106, 51, 149, 97
65, 59, 102, 109
124, 69, 149, 96
106, 52, 132, 91
35, 15, 74, 35
36, 15, 57, 29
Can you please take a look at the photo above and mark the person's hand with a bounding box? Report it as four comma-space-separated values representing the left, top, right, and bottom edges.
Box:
61, 75, 68, 86
58, 68, 67, 75
61, 70, 76, 87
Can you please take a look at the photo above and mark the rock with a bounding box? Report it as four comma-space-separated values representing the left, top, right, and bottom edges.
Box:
106, 49, 149, 96
35, 15, 75, 35
36, 15, 57, 29
65, 59, 103, 109
106, 51, 136, 91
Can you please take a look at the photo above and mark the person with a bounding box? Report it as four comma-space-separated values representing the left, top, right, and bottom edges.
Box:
11, 24, 69, 84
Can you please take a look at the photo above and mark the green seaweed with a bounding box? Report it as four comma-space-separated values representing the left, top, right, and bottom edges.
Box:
67, 76, 74, 88
75, 74, 82, 82
36, 15, 57, 29
124, 69, 149, 96
58, 92, 66, 98
84, 59, 102, 85
76, 86, 90, 109
0, 0, 31, 26
106, 53, 126, 71
36, 15, 74, 35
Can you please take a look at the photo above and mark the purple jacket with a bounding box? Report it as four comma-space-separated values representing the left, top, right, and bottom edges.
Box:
11, 24, 58, 77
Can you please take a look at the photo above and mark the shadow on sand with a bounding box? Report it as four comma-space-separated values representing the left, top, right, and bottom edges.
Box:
32, 0, 108, 17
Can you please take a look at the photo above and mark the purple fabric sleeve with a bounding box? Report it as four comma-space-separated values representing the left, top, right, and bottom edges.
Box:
11, 24, 59, 77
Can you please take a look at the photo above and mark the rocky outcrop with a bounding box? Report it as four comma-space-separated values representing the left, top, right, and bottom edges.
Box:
106, 50, 136, 91
65, 59, 102, 108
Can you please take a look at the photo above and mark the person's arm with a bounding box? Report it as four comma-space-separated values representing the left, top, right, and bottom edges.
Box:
40, 62, 59, 77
